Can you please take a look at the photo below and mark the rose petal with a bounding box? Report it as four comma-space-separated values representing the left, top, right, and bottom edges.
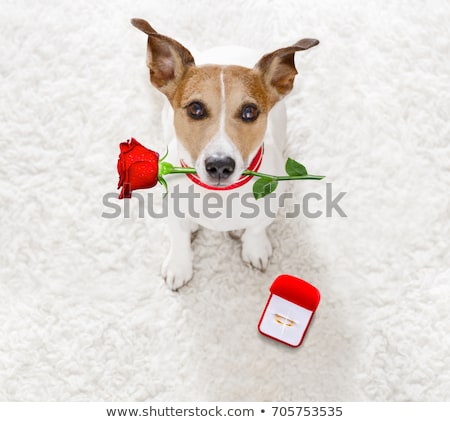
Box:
117, 138, 160, 199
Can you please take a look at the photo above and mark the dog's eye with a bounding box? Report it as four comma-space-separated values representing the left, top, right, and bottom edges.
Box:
187, 101, 207, 120
240, 104, 259, 122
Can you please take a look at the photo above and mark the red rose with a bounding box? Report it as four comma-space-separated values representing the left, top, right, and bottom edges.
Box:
117, 138, 159, 199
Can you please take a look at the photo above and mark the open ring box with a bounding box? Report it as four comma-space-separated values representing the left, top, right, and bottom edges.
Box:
258, 274, 320, 348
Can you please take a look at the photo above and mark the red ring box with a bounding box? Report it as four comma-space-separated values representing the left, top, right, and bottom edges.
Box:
258, 275, 321, 348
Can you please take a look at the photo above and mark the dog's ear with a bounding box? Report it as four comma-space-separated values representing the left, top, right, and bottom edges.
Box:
131, 18, 195, 100
254, 39, 319, 105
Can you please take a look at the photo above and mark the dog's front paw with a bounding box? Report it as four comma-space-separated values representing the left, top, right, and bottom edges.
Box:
161, 252, 193, 291
241, 228, 273, 271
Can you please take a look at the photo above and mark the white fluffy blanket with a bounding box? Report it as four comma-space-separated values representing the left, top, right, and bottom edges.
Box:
1, 0, 449, 401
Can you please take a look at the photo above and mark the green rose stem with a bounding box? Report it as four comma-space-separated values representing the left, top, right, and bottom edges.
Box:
158, 157, 324, 200
160, 165, 323, 180
242, 169, 324, 181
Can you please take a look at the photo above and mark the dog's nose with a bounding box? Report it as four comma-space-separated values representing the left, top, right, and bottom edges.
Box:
205, 155, 236, 180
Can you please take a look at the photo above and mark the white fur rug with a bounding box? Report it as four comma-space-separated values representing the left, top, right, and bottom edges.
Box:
1, 0, 449, 401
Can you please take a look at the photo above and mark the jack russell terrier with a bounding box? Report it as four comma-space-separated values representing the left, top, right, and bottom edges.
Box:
131, 18, 319, 290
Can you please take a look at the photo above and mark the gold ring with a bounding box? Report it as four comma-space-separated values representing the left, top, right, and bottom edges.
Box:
274, 313, 295, 327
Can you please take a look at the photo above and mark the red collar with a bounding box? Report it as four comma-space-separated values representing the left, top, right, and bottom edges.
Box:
180, 145, 264, 191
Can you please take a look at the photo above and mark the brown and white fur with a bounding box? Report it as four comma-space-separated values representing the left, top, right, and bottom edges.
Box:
131, 18, 319, 290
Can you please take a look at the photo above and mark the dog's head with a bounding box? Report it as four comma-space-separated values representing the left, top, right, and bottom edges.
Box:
132, 18, 318, 186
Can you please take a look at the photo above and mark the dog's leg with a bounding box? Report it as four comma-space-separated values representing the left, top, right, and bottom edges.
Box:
241, 224, 273, 271
161, 217, 193, 291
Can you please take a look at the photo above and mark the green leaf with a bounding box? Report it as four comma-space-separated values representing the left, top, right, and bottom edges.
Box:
252, 177, 278, 200
158, 176, 169, 197
160, 147, 169, 162
285, 158, 308, 177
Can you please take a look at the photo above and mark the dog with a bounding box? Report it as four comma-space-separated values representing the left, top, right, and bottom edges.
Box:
131, 18, 319, 290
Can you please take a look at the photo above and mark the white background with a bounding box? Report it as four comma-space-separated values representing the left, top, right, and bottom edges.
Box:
0, 0, 449, 401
